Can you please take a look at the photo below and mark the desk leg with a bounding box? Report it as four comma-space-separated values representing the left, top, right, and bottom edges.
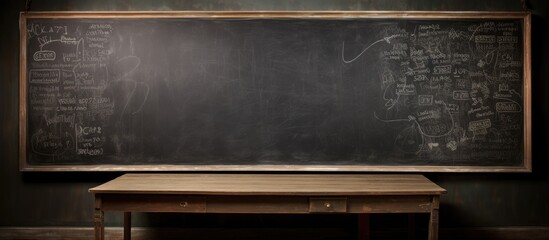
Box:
428, 196, 440, 240
124, 212, 131, 240
357, 214, 370, 240
94, 195, 104, 240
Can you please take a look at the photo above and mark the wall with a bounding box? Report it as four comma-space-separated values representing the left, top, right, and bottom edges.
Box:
1, 0, 548, 239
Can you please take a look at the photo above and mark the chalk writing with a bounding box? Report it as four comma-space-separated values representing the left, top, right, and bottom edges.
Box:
23, 17, 525, 168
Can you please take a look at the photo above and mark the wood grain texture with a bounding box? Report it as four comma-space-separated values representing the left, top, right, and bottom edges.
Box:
101, 195, 207, 213
90, 174, 445, 239
347, 196, 433, 213
20, 11, 530, 19
89, 174, 446, 195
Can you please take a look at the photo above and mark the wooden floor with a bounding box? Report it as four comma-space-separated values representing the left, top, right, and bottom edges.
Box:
1, 226, 549, 240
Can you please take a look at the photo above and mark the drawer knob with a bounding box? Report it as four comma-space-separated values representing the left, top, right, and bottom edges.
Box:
325, 202, 332, 208
180, 201, 188, 207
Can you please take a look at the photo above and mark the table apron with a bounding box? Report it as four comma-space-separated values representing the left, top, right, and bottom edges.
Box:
100, 194, 435, 214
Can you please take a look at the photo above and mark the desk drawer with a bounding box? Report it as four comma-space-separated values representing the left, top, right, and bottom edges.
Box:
309, 198, 347, 213
102, 195, 206, 213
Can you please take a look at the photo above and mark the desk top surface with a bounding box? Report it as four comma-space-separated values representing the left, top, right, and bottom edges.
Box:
90, 174, 446, 196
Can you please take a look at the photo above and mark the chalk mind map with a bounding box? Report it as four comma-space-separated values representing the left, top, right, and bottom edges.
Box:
342, 21, 524, 163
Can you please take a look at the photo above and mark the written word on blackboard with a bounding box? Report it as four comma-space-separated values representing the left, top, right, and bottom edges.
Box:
21, 13, 530, 171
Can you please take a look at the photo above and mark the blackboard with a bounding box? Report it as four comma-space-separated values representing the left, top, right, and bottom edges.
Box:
19, 12, 531, 172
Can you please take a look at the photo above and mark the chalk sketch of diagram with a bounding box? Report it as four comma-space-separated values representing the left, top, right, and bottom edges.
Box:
108, 56, 150, 120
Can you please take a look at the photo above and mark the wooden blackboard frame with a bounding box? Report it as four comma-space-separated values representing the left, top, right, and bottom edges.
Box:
19, 11, 532, 172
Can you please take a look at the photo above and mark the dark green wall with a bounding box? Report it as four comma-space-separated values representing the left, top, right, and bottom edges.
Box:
1, 0, 548, 237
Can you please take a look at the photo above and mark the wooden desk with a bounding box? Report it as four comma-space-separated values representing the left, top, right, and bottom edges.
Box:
89, 174, 446, 240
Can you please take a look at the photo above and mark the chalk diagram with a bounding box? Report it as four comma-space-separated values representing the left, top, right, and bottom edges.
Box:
342, 22, 523, 161
28, 22, 150, 158
28, 26, 87, 156
342, 31, 455, 157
